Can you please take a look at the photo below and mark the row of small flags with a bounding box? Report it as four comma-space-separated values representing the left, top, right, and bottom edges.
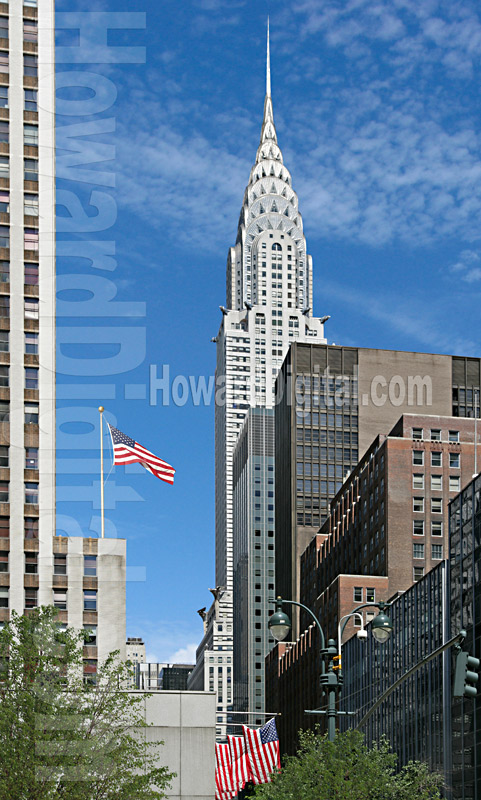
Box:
215, 718, 281, 800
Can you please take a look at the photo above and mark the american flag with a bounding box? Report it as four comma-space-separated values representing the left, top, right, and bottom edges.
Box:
243, 718, 281, 785
107, 424, 175, 485
228, 734, 252, 793
215, 742, 235, 800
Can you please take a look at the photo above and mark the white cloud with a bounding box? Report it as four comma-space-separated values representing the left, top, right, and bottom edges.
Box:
167, 644, 198, 664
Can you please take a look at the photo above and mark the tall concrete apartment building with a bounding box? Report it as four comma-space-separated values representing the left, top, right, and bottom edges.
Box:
210, 28, 328, 729
0, 1, 126, 674
275, 343, 481, 631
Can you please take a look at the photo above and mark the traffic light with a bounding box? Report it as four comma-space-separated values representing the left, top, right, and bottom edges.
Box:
332, 655, 342, 671
453, 650, 480, 698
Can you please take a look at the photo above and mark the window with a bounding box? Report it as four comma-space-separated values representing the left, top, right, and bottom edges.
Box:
24, 55, 37, 77
24, 229, 38, 251
25, 517, 38, 539
449, 430, 459, 443
449, 476, 461, 492
25, 588, 37, 609
0, 52, 7, 73
25, 367, 38, 389
0, 261, 7, 282
449, 453, 460, 468
0, 87, 7, 109
413, 474, 424, 489
413, 519, 424, 535
413, 566, 424, 581
0, 18, 7, 40
353, 587, 363, 602
25, 447, 38, 469
0, 366, 7, 390
53, 590, 67, 610
431, 475, 442, 491
0, 482, 8, 502
24, 89, 38, 112
25, 552, 37, 574
25, 298, 38, 318
24, 125, 38, 146
23, 364, 40, 393
84, 590, 97, 611
24, 21, 38, 43
0, 225, 9, 248
431, 452, 442, 467
0, 296, 8, 318
24, 0, 38, 6
24, 160, 38, 182
25, 332, 38, 354
430, 429, 441, 441
0, 549, 7, 572
25, 403, 38, 423
54, 554, 67, 575
0, 445, 7, 467
413, 497, 424, 512
412, 428, 423, 440
412, 450, 424, 465
84, 555, 97, 577
366, 588, 376, 603
413, 543, 425, 559
431, 521, 443, 537
0, 122, 7, 143
0, 587, 7, 607
24, 195, 38, 217
84, 625, 97, 646
431, 497, 442, 513
432, 544, 443, 560
25, 482, 38, 504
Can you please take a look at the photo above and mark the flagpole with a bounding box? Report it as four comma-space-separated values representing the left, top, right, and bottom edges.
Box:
99, 406, 105, 538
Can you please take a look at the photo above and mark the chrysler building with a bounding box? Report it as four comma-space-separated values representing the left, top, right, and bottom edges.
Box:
215, 26, 328, 593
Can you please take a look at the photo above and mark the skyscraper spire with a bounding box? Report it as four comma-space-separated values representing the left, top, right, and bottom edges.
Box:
257, 18, 280, 163
266, 17, 271, 97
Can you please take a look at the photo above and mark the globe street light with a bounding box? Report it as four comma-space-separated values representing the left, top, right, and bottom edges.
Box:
370, 605, 393, 643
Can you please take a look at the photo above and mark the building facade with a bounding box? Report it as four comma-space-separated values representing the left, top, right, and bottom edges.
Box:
449, 473, 481, 798
267, 413, 477, 754
233, 407, 276, 725
0, 0, 56, 611
275, 343, 481, 627
187, 587, 233, 740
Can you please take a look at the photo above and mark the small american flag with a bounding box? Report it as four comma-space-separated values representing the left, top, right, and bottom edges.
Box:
107, 424, 175, 485
228, 734, 252, 793
243, 718, 280, 785
215, 742, 235, 800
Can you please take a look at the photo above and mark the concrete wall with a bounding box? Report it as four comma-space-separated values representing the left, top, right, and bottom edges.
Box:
133, 691, 216, 800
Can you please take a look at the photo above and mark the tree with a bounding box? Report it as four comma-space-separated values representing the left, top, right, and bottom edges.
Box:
0, 607, 175, 799
247, 729, 443, 800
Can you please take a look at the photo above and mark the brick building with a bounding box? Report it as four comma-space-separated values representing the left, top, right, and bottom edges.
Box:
275, 343, 481, 634
267, 413, 478, 752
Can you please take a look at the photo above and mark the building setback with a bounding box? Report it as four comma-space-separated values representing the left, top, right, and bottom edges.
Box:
267, 414, 478, 754
275, 343, 481, 632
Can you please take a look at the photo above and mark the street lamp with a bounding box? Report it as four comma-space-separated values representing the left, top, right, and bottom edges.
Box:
370, 605, 393, 643
268, 599, 292, 642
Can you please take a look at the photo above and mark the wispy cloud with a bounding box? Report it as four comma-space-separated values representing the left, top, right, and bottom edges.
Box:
130, 618, 201, 664
449, 249, 481, 282
320, 279, 478, 355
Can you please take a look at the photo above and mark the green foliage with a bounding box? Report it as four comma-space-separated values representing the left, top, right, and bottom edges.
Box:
248, 729, 443, 800
0, 607, 175, 799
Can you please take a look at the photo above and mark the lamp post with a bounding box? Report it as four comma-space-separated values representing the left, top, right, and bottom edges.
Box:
269, 597, 341, 740
269, 597, 393, 741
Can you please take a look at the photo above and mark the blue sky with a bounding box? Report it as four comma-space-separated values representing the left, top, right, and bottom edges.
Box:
56, 0, 481, 662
